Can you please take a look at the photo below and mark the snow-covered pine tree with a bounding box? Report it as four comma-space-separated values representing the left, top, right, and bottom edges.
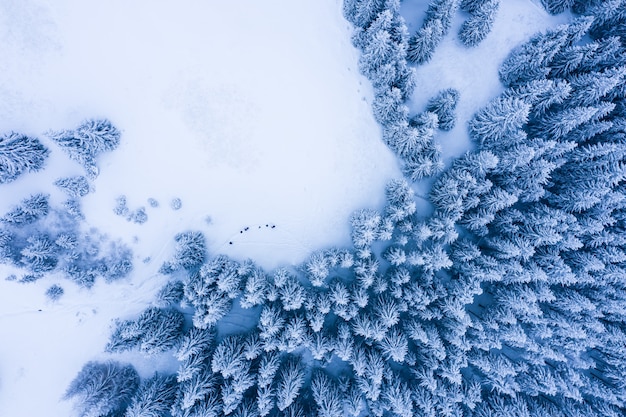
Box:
161, 231, 207, 274
343, 0, 388, 29
64, 361, 139, 417
259, 305, 286, 350
156, 280, 185, 307
1, 193, 50, 227
468, 97, 530, 148
498, 18, 592, 86
372, 86, 409, 126
192, 292, 232, 329
279, 277, 306, 311
426, 88, 460, 131
136, 307, 185, 356
564, 66, 626, 107
45, 284, 64, 301
384, 178, 416, 224
240, 268, 268, 308
176, 327, 214, 363
587, 0, 626, 40
174, 367, 219, 412
47, 119, 121, 178
458, 0, 499, 47
350, 209, 382, 249
540, 0, 575, 14
407, 19, 444, 65
54, 176, 90, 198
549, 36, 622, 78
425, 0, 460, 31
125, 373, 177, 417
0, 132, 49, 184
107, 307, 185, 356
20, 234, 58, 273
276, 357, 305, 411
310, 370, 344, 417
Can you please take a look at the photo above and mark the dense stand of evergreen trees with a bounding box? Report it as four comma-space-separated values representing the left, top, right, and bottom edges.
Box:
59, 3, 626, 417
345, 0, 445, 180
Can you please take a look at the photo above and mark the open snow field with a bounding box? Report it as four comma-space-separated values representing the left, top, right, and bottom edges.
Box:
0, 1, 568, 416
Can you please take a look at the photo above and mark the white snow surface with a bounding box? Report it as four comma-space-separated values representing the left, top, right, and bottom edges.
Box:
0, 0, 402, 271
0, 1, 568, 416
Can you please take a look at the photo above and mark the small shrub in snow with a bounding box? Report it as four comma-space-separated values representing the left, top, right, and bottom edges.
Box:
45, 284, 64, 301
19, 273, 43, 283
171, 198, 182, 210
63, 199, 84, 221
0, 132, 49, 184
128, 207, 148, 224
113, 195, 129, 217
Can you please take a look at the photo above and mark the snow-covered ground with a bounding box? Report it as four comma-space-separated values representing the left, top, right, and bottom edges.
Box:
0, 1, 569, 416
0, 0, 402, 271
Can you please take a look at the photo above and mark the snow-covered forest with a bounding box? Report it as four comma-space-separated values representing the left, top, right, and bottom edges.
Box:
1, 0, 626, 416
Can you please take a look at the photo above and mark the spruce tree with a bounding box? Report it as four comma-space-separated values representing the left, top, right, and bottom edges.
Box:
47, 119, 121, 178
426, 88, 460, 131
64, 361, 139, 417
0, 132, 49, 184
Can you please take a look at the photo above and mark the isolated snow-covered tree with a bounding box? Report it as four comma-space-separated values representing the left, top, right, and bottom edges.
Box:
64, 361, 139, 417
426, 88, 460, 131
1, 193, 50, 227
458, 0, 499, 47
0, 132, 49, 184
47, 119, 121, 178
45, 284, 64, 301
